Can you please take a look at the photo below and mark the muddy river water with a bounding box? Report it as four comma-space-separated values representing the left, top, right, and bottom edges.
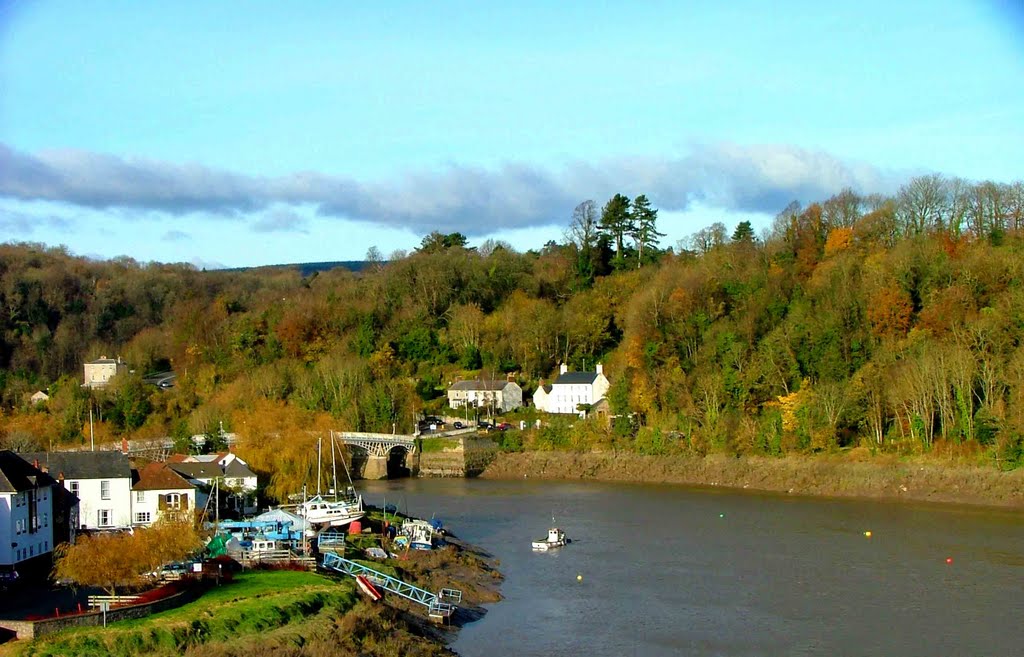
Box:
360, 478, 1023, 656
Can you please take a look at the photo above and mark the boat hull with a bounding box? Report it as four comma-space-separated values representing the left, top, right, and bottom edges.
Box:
356, 575, 383, 601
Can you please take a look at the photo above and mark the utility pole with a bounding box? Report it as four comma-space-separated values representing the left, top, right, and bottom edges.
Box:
89, 406, 95, 451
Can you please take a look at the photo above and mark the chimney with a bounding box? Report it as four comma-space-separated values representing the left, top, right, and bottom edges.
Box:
507, 372, 515, 382
596, 363, 603, 375
122, 437, 129, 455
560, 363, 568, 375
33, 458, 39, 470
58, 471, 65, 485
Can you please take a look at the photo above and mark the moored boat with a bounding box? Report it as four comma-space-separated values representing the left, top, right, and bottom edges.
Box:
532, 526, 569, 550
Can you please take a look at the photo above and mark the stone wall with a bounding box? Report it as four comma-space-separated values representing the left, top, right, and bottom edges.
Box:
418, 437, 498, 478
0, 587, 202, 641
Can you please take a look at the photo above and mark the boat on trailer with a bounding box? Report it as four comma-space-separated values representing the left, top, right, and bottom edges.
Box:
532, 526, 570, 550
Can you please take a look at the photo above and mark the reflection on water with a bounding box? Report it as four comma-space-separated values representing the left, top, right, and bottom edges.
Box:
360, 479, 1024, 657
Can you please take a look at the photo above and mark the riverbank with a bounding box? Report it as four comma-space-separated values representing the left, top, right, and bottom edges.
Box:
480, 450, 1024, 508
1, 537, 502, 656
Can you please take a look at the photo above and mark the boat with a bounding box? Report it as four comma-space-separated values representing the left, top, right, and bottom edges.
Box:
295, 432, 365, 528
402, 519, 436, 550
532, 526, 570, 551
364, 546, 389, 559
355, 574, 383, 601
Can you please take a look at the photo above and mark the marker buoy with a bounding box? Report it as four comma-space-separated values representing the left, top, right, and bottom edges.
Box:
945, 557, 953, 564
864, 531, 872, 538
577, 574, 582, 581
719, 513, 725, 518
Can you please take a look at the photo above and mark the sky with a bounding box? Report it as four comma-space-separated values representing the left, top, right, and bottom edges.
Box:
1, 1, 1022, 268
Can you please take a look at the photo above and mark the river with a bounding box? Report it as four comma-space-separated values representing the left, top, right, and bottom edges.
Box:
360, 478, 1023, 657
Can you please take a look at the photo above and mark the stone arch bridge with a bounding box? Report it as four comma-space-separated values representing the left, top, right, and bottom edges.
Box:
334, 432, 418, 479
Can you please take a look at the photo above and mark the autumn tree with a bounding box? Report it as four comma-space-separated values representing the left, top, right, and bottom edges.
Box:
52, 518, 200, 596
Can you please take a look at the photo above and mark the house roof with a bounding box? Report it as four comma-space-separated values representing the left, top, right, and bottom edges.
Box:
133, 462, 195, 491
224, 460, 256, 478
21, 450, 132, 480
167, 462, 223, 480
449, 379, 512, 391
534, 384, 552, 395
553, 371, 600, 385
0, 450, 57, 493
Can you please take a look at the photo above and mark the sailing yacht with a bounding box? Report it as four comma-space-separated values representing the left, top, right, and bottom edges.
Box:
297, 432, 365, 528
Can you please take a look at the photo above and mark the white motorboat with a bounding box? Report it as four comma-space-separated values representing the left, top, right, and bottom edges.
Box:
532, 527, 569, 550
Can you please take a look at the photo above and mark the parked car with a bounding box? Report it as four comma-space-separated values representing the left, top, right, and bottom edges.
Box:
453, 421, 464, 429
478, 420, 492, 429
495, 422, 512, 431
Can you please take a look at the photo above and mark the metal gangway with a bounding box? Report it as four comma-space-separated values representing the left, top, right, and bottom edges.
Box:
320, 552, 462, 621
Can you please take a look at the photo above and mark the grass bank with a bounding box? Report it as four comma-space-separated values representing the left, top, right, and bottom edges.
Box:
481, 450, 1024, 508
1, 570, 448, 657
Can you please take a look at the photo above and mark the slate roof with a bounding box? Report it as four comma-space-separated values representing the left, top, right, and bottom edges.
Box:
223, 460, 256, 478
449, 380, 513, 391
21, 451, 132, 480
0, 450, 57, 493
552, 371, 600, 385
133, 462, 195, 491
167, 462, 223, 480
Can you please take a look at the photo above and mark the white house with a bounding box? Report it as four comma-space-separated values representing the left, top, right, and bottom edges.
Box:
23, 451, 133, 531
533, 363, 611, 416
83, 356, 128, 388
131, 462, 197, 527
0, 451, 58, 576
166, 452, 258, 516
447, 379, 523, 413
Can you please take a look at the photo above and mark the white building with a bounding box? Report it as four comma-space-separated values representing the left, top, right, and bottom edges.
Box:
166, 452, 258, 516
24, 451, 133, 531
131, 462, 197, 526
83, 356, 128, 388
533, 363, 610, 416
0, 451, 57, 575
447, 379, 523, 413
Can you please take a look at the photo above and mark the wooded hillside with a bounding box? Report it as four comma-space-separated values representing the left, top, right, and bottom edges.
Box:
2, 175, 1023, 490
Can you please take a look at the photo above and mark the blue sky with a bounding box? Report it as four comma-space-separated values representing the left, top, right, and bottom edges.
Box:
1, 1, 1022, 268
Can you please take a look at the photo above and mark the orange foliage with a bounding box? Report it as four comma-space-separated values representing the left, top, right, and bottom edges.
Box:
823, 227, 853, 257
867, 287, 913, 338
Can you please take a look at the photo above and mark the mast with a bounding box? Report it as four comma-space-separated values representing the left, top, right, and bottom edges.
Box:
316, 435, 322, 496
330, 431, 339, 502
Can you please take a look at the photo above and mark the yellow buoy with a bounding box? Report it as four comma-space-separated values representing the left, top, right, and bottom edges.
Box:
577, 574, 582, 581
864, 531, 872, 538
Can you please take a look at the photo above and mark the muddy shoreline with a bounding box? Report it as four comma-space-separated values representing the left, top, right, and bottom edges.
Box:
480, 451, 1024, 509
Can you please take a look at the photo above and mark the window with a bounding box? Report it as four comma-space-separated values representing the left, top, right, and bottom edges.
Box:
69, 481, 79, 496
98, 509, 112, 527
165, 493, 181, 510
134, 512, 152, 524
100, 480, 111, 500
15, 519, 23, 534
136, 491, 145, 503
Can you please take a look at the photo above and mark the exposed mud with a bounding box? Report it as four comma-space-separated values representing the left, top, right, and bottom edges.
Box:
481, 450, 1024, 509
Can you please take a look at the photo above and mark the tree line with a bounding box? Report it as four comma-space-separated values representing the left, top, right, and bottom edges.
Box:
1, 175, 1023, 500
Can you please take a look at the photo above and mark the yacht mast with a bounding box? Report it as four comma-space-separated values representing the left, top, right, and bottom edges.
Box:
316, 434, 322, 496
330, 431, 339, 502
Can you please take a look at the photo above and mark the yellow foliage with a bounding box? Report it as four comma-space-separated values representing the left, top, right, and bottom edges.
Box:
824, 227, 854, 257
52, 518, 200, 596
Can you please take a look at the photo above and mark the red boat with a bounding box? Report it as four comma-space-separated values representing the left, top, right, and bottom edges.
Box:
355, 575, 383, 601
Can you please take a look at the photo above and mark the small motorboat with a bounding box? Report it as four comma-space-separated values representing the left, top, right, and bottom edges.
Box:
532, 527, 570, 551
355, 574, 384, 601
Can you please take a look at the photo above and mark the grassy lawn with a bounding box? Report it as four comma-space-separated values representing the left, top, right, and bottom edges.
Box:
5, 570, 357, 657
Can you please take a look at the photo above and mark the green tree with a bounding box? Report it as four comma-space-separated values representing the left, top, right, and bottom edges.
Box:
629, 194, 665, 267
732, 220, 755, 243
599, 194, 633, 267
